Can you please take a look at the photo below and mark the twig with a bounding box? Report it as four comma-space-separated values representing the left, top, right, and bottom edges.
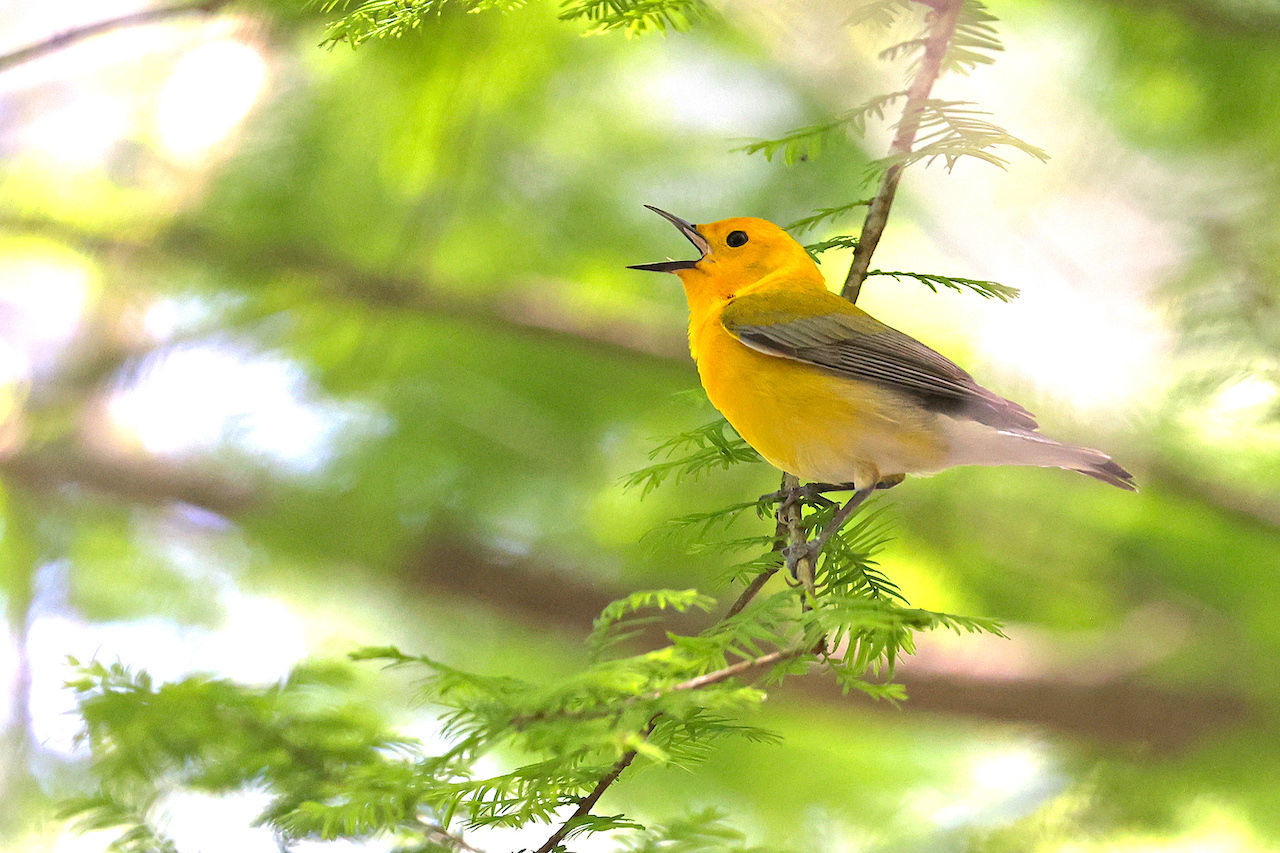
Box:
420, 820, 485, 853
0, 214, 687, 362
510, 647, 804, 731
532, 715, 661, 853
529, 645, 803, 852
779, 472, 818, 604
724, 480, 790, 618
0, 0, 232, 74
842, 0, 964, 303
661, 647, 803, 694
725, 563, 778, 618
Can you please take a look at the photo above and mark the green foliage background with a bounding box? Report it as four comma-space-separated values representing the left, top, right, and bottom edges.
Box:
1, 0, 1279, 850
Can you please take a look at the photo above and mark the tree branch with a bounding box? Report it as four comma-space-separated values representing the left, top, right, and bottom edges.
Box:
662, 647, 803, 694
724, 479, 791, 619
842, 0, 963, 303
420, 820, 485, 853
0, 0, 232, 74
779, 472, 818, 604
532, 715, 660, 853
0, 215, 688, 363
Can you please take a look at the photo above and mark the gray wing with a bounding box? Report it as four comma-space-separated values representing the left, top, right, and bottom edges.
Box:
722, 302, 1038, 431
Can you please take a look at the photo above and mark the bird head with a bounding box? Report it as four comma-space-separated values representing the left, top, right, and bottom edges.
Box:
628, 206, 819, 298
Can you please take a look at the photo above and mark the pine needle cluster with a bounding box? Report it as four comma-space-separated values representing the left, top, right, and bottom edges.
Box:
317, 0, 711, 47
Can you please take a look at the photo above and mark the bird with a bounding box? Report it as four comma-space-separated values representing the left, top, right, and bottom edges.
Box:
629, 206, 1134, 558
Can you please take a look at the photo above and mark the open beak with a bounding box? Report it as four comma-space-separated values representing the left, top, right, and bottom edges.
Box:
627, 205, 710, 273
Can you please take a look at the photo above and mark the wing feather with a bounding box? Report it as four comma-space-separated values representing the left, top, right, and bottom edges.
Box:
723, 291, 1038, 430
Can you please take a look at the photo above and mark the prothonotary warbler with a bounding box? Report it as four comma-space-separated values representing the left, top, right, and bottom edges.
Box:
629, 206, 1136, 507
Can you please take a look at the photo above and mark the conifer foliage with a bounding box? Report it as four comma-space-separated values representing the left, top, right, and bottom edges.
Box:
63, 1, 1036, 850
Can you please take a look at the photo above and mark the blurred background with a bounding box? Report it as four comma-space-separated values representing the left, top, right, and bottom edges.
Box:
2, 0, 1279, 850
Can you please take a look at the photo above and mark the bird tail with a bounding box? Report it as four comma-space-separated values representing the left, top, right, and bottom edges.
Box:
941, 420, 1137, 491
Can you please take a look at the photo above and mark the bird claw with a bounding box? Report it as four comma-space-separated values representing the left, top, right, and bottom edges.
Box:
781, 541, 819, 578
760, 481, 855, 510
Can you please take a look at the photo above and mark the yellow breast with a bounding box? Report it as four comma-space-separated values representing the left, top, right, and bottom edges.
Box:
689, 305, 946, 486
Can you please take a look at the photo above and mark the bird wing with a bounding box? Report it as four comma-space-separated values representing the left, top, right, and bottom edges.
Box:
720, 288, 1038, 430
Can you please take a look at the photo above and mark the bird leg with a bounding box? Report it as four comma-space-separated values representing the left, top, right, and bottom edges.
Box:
782, 485, 877, 577
760, 481, 857, 510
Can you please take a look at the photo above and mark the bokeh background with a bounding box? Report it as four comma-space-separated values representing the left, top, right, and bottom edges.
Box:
2, 0, 1280, 850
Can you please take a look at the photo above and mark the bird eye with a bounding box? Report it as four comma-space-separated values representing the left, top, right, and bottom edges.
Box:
726, 230, 749, 248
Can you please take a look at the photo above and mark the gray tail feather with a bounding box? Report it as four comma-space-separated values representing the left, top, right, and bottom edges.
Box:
1073, 457, 1137, 492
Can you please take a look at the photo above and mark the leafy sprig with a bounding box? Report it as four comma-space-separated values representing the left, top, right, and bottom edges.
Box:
317, 0, 527, 48
559, 0, 713, 34
622, 418, 762, 497
869, 268, 1020, 301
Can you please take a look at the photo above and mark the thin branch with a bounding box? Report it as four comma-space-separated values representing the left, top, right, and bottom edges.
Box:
842, 0, 964, 303
779, 472, 818, 603
528, 645, 802, 852
723, 484, 789, 618
0, 215, 687, 362
0, 0, 232, 74
420, 820, 485, 853
661, 647, 803, 694
532, 715, 660, 853
510, 646, 803, 731
725, 563, 777, 618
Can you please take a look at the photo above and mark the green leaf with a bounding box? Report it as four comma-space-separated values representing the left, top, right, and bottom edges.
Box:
558, 0, 713, 35
736, 92, 906, 165
786, 200, 873, 234
867, 268, 1020, 301
870, 99, 1048, 175
803, 234, 859, 261
316, 0, 528, 48
590, 588, 716, 657
623, 418, 762, 497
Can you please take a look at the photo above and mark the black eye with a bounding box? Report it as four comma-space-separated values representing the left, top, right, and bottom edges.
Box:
726, 230, 749, 248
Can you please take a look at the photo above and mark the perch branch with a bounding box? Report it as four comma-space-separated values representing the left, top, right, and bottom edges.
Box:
842, 0, 964, 303
0, 0, 232, 74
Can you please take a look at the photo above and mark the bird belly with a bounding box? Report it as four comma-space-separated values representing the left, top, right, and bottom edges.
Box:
695, 327, 947, 486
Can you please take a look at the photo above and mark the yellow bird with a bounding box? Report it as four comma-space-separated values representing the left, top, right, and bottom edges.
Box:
629, 206, 1134, 532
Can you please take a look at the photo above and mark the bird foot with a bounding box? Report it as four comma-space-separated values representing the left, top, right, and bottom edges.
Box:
781, 541, 820, 579
759, 481, 857, 510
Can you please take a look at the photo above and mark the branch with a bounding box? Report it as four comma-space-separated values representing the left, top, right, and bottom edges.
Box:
779, 472, 818, 603
660, 647, 803, 694
0, 215, 688, 362
1, 444, 256, 518
420, 820, 485, 853
529, 647, 806, 852
723, 479, 791, 619
842, 0, 964, 303
0, 0, 231, 74
532, 715, 660, 853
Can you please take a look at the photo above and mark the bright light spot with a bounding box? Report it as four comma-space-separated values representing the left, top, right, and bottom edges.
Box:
157, 790, 279, 853
976, 278, 1168, 413
638, 51, 798, 134
142, 295, 222, 341
0, 250, 94, 363
27, 597, 306, 758
105, 343, 369, 473
1209, 376, 1278, 419
970, 744, 1045, 794
19, 94, 133, 170
909, 741, 1059, 833
155, 39, 267, 162
0, 341, 31, 387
